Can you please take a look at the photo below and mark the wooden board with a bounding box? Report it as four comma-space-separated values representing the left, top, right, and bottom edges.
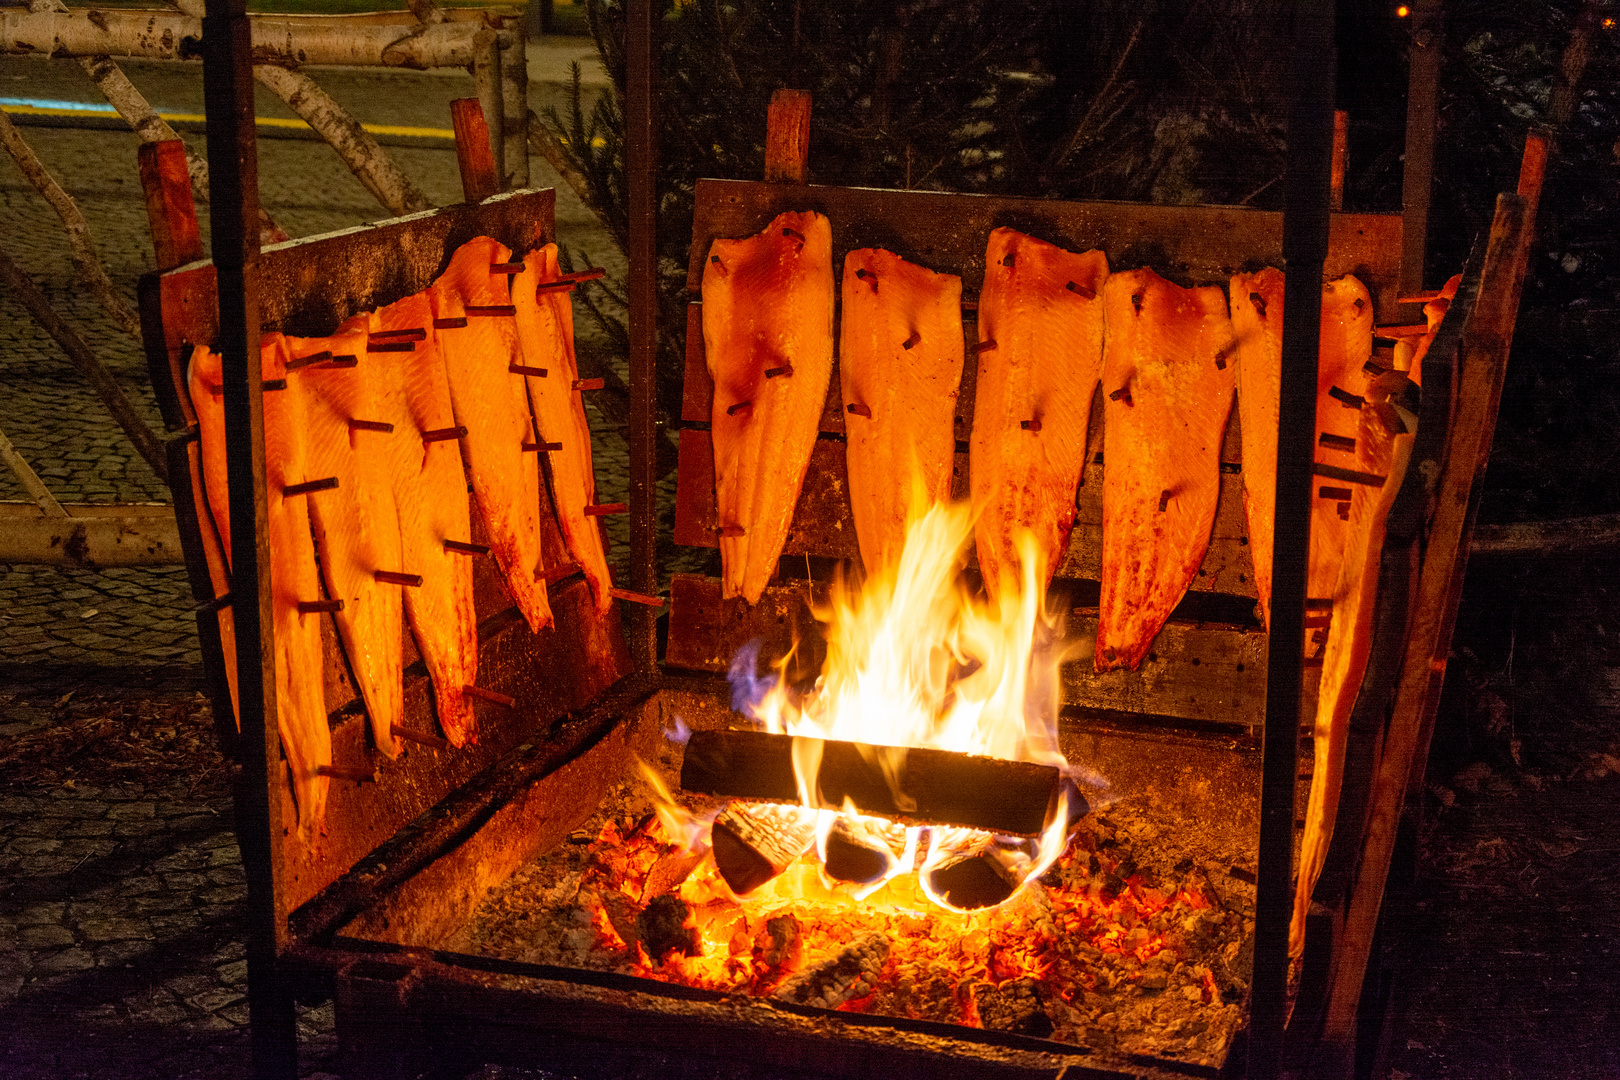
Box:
665, 574, 1266, 729
141, 188, 557, 433
138, 187, 639, 914
685, 180, 1404, 318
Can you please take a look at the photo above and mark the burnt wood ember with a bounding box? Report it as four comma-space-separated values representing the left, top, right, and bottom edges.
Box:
822, 816, 909, 884
772, 933, 891, 1009
709, 802, 816, 895
760, 913, 804, 970
974, 978, 1054, 1038
681, 729, 1060, 837
637, 893, 700, 960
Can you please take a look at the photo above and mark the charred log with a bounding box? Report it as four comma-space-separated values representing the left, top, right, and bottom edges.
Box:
822, 816, 909, 885
681, 729, 1060, 837
772, 933, 890, 1009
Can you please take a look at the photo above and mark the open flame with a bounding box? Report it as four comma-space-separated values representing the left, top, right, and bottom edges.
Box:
662, 495, 1092, 915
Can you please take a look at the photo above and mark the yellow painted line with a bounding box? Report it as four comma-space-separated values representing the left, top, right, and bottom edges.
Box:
2, 103, 455, 140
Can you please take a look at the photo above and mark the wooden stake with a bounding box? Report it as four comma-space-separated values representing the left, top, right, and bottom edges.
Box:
421, 426, 466, 445
443, 539, 489, 556
373, 570, 423, 587
297, 599, 343, 614
509, 363, 549, 377
137, 139, 203, 272
449, 97, 500, 203
284, 350, 332, 371
1330, 109, 1348, 211
764, 89, 812, 185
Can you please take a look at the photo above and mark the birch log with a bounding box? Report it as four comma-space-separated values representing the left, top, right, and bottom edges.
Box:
252, 64, 432, 217
0, 108, 141, 339
499, 25, 529, 189
0, 9, 486, 68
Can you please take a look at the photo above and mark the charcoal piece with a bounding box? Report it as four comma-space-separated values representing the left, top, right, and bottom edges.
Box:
772, 933, 891, 1008
822, 816, 908, 884
681, 728, 1060, 837
760, 913, 804, 970
709, 803, 816, 895
636, 893, 699, 961
975, 979, 1054, 1038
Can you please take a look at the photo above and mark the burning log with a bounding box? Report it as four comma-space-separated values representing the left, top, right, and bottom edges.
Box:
680, 729, 1060, 837
772, 933, 891, 1010
822, 816, 909, 885
709, 803, 816, 895
922, 835, 1033, 911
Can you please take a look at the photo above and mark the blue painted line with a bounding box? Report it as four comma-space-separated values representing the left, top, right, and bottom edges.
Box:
0, 97, 120, 113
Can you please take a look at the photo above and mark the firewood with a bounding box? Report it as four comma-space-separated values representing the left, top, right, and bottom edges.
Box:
680, 729, 1060, 837
822, 816, 909, 885
709, 802, 816, 895
922, 835, 1032, 911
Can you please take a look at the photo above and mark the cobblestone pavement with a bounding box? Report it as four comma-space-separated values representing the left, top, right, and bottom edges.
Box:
0, 42, 670, 1078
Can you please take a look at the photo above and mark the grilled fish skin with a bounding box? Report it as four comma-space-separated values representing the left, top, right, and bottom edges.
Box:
369, 291, 480, 746
512, 245, 614, 614
288, 316, 404, 760
970, 228, 1108, 599
702, 210, 835, 604
1291, 376, 1415, 958
434, 236, 554, 631
839, 248, 964, 575
189, 338, 332, 837
1229, 271, 1374, 628
1097, 268, 1236, 673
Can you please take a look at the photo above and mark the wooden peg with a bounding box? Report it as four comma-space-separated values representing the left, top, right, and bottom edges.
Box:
317, 765, 377, 783
1313, 462, 1387, 488
297, 599, 344, 614
1158, 489, 1172, 512
765, 364, 793, 378
390, 724, 450, 751
967, 339, 997, 355
509, 363, 549, 377
846, 402, 872, 418
283, 476, 338, 497
433, 317, 469, 330
717, 524, 746, 538
535, 562, 579, 583
1021, 419, 1042, 432
708, 254, 729, 278
370, 327, 426, 343
1318, 486, 1354, 502
901, 330, 921, 350
286, 351, 333, 372
1065, 280, 1096, 299
326, 356, 357, 369
726, 400, 752, 416
490, 261, 525, 273
443, 539, 490, 556
1319, 432, 1356, 452
522, 440, 564, 453
374, 570, 424, 587
1328, 386, 1365, 409
609, 588, 666, 608
463, 685, 515, 708
197, 592, 232, 614
573, 378, 606, 391
1109, 387, 1134, 406
421, 426, 467, 445
347, 419, 394, 434
465, 305, 516, 317
366, 341, 414, 353
781, 226, 806, 244
261, 379, 289, 392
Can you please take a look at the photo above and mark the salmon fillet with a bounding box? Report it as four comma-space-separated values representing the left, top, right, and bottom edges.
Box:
839, 248, 964, 574
512, 244, 613, 614
701, 210, 835, 604
190, 338, 332, 836
1395, 272, 1462, 386
434, 236, 553, 631
970, 228, 1108, 598
1291, 375, 1415, 957
1229, 271, 1374, 627
369, 291, 480, 746
1097, 268, 1236, 672
287, 317, 403, 760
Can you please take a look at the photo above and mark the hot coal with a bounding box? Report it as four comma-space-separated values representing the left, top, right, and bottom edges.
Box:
638, 894, 699, 960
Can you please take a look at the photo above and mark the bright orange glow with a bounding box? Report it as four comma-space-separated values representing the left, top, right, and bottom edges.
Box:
1396, 4, 1410, 15
1604, 17, 1616, 29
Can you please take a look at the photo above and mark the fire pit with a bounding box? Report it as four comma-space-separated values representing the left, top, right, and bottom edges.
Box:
136, 60, 1534, 1078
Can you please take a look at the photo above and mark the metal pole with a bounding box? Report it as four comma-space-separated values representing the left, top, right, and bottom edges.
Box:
201, 1, 294, 1077
1249, 1, 1335, 1076
625, 0, 659, 669
1399, 0, 1442, 296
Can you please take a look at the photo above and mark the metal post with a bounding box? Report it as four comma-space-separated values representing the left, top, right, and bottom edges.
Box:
625, 0, 659, 669
201, 1, 294, 1077
1399, 0, 1442, 296
1249, 1, 1335, 1076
